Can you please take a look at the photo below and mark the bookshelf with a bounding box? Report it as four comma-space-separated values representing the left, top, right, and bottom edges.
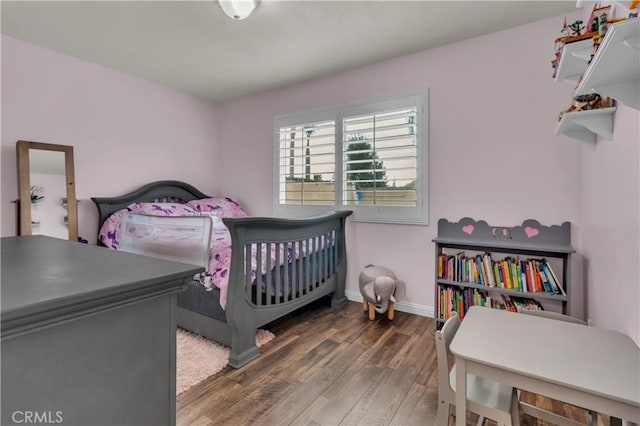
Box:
433, 218, 575, 328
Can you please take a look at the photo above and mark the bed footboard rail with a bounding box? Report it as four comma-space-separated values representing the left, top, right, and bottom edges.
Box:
222, 210, 352, 367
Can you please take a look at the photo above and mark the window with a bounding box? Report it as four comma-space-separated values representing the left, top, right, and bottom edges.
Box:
274, 90, 428, 224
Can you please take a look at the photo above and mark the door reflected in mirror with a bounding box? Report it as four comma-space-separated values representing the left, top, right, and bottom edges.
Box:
17, 140, 78, 241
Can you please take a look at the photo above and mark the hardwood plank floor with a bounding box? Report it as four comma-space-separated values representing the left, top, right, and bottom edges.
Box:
177, 299, 604, 425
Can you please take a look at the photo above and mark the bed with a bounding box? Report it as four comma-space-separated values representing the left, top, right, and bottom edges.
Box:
92, 180, 352, 368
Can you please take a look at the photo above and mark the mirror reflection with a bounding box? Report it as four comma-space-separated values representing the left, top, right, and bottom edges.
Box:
17, 140, 78, 241
29, 150, 68, 239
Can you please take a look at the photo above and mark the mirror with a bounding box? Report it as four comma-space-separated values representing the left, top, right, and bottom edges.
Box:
17, 140, 78, 241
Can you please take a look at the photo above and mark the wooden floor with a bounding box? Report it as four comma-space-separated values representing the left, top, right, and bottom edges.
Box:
177, 299, 601, 426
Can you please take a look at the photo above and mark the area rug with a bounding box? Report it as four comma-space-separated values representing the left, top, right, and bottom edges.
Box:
176, 328, 275, 395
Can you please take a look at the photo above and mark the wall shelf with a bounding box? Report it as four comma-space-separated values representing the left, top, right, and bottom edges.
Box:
555, 38, 593, 84
575, 18, 640, 110
555, 106, 617, 144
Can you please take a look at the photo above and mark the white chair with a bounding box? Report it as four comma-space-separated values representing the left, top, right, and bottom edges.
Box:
518, 310, 596, 426
435, 312, 520, 426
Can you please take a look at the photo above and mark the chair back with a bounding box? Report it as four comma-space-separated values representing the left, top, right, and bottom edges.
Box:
520, 309, 587, 325
435, 312, 461, 398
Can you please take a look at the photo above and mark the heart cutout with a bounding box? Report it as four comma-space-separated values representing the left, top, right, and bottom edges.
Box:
525, 226, 539, 238
462, 225, 474, 235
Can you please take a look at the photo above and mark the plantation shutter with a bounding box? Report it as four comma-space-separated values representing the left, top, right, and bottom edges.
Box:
274, 89, 428, 224
342, 106, 418, 207
277, 119, 336, 206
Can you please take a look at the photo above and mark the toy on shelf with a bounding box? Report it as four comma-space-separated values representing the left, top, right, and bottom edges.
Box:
586, 4, 612, 35
589, 35, 602, 65
552, 17, 599, 78
558, 94, 614, 121
569, 19, 585, 36
550, 4, 629, 79
586, 5, 630, 64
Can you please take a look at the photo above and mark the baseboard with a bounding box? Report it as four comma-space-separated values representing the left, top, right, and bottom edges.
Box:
345, 290, 434, 318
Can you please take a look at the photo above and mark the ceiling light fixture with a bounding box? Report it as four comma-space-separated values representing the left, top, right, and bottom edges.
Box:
219, 0, 257, 20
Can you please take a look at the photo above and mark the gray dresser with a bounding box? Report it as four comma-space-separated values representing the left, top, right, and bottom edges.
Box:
1, 236, 203, 426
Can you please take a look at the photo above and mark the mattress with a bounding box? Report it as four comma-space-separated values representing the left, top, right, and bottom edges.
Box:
177, 282, 226, 322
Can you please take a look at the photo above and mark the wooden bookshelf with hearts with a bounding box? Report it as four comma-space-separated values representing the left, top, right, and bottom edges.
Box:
433, 218, 575, 328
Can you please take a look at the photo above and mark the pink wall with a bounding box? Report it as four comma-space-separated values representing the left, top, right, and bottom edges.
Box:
1, 35, 221, 243
580, 104, 639, 344
575, 2, 640, 343
218, 14, 588, 318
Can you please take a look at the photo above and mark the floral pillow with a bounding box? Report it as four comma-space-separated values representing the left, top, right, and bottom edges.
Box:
99, 209, 127, 249
187, 211, 226, 231
187, 197, 247, 219
98, 202, 197, 249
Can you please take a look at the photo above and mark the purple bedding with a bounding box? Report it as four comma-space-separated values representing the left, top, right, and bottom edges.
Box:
99, 198, 247, 309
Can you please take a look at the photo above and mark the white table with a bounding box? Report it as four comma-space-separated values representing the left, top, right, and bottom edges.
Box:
450, 306, 640, 425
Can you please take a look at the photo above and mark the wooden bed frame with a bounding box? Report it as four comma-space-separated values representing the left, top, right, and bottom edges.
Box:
92, 180, 352, 368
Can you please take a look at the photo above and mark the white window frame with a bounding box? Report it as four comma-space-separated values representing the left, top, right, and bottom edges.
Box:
273, 89, 429, 225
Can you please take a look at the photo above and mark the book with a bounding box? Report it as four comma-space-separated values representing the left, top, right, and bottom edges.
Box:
542, 259, 567, 296
472, 259, 480, 283
519, 260, 528, 292
539, 269, 553, 293
538, 261, 558, 294
524, 261, 535, 292
494, 262, 503, 288
512, 258, 521, 291
475, 255, 485, 285
531, 260, 543, 292
438, 284, 491, 320
482, 253, 495, 287
510, 296, 543, 311
502, 260, 512, 289
455, 251, 465, 281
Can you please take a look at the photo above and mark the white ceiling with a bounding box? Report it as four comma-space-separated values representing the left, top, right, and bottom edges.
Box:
1, 1, 577, 102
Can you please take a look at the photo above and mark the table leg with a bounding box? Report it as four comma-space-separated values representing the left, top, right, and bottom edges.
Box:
455, 357, 467, 426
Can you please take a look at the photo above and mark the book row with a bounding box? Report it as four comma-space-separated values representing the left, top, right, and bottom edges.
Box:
438, 285, 544, 320
437, 252, 566, 295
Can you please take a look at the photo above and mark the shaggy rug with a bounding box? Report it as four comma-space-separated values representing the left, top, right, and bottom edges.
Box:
176, 328, 275, 395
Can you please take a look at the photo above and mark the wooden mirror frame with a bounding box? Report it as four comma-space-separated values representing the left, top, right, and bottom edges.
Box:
16, 140, 78, 241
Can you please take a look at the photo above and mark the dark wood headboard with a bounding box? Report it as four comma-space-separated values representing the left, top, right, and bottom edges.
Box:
91, 180, 210, 245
